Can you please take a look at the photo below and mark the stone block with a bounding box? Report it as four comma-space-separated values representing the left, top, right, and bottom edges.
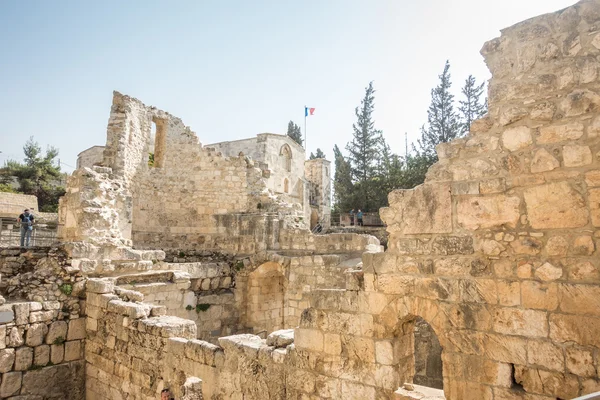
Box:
34, 344, 50, 366
527, 340, 564, 370
524, 182, 588, 229
0, 371, 22, 397
530, 148, 559, 173
266, 329, 294, 348
559, 284, 600, 316
382, 183, 452, 235
67, 318, 86, 341
64, 340, 82, 361
13, 303, 30, 326
14, 347, 33, 371
534, 262, 563, 282
538, 122, 584, 143
563, 144, 592, 167
550, 314, 600, 347
0, 348, 15, 373
457, 195, 520, 230
50, 344, 64, 364
86, 279, 114, 294
564, 347, 595, 380
502, 126, 532, 151
26, 323, 48, 347
493, 308, 548, 337
294, 329, 323, 352
522, 281, 559, 312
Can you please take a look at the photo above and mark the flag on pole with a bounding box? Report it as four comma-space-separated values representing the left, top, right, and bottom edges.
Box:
305, 107, 315, 117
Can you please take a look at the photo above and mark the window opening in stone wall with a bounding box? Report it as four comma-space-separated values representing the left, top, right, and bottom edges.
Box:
280, 145, 292, 172
246, 262, 285, 335
284, 178, 289, 193
151, 118, 167, 168
393, 316, 444, 399
413, 317, 443, 389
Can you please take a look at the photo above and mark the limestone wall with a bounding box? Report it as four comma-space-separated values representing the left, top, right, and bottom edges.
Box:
76, 145, 105, 169
0, 300, 86, 398
121, 2, 600, 399
0, 247, 85, 307
208, 133, 306, 199
304, 158, 332, 227
0, 193, 38, 218
85, 278, 201, 399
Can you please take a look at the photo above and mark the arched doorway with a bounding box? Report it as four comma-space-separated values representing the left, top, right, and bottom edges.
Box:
246, 262, 285, 335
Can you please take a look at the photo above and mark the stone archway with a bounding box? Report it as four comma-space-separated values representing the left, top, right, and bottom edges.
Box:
246, 261, 285, 335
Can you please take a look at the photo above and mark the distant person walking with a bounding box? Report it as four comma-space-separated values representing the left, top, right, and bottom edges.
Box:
349, 209, 355, 226
18, 209, 34, 247
357, 209, 364, 226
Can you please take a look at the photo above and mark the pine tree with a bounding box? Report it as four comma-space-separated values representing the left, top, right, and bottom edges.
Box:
418, 61, 460, 158
459, 75, 487, 134
345, 81, 382, 210
332, 145, 354, 212
286, 121, 303, 146
309, 148, 326, 160
0, 137, 65, 212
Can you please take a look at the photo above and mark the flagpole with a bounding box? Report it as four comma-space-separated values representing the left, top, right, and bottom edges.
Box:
304, 105, 307, 152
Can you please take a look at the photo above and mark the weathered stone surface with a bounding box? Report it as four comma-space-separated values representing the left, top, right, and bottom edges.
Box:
493, 308, 548, 337
530, 148, 559, 173
14, 347, 33, 371
0, 348, 15, 373
457, 196, 520, 230
266, 329, 294, 348
535, 262, 563, 282
0, 371, 22, 397
524, 182, 588, 229
25, 323, 48, 347
382, 184, 452, 235
501, 126, 532, 151
545, 236, 569, 256
563, 144, 592, 167
46, 321, 68, 345
537, 122, 583, 143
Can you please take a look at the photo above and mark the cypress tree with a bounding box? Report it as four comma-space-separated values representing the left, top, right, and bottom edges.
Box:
345, 81, 383, 211
459, 75, 487, 134
418, 61, 460, 158
309, 148, 326, 160
286, 121, 303, 146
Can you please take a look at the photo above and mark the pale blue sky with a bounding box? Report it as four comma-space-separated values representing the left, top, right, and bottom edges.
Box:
0, 0, 576, 171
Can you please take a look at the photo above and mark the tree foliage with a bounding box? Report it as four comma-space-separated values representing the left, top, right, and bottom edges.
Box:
418, 61, 461, 158
459, 75, 487, 134
309, 148, 326, 160
286, 121, 303, 146
332, 67, 486, 215
0, 137, 65, 212
345, 82, 384, 211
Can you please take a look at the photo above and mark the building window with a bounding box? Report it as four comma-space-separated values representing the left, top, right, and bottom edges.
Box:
284, 178, 289, 193
280, 145, 292, 172
151, 117, 167, 168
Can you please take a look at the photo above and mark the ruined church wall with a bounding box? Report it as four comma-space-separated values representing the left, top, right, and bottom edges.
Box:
160, 2, 600, 399
0, 300, 86, 398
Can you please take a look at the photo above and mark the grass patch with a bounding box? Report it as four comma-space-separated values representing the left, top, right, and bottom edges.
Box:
59, 284, 73, 296
53, 336, 66, 345
196, 304, 211, 312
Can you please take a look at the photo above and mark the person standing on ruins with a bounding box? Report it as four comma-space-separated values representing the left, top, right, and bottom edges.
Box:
349, 209, 355, 226
357, 209, 364, 226
18, 208, 35, 247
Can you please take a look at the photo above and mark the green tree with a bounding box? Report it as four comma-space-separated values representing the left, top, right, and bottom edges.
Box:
309, 148, 326, 160
345, 81, 383, 211
459, 75, 487, 134
332, 145, 354, 213
286, 121, 303, 146
0, 137, 65, 212
418, 61, 461, 158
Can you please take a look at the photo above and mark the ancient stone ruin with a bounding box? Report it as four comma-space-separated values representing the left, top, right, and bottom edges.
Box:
1, 1, 600, 399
